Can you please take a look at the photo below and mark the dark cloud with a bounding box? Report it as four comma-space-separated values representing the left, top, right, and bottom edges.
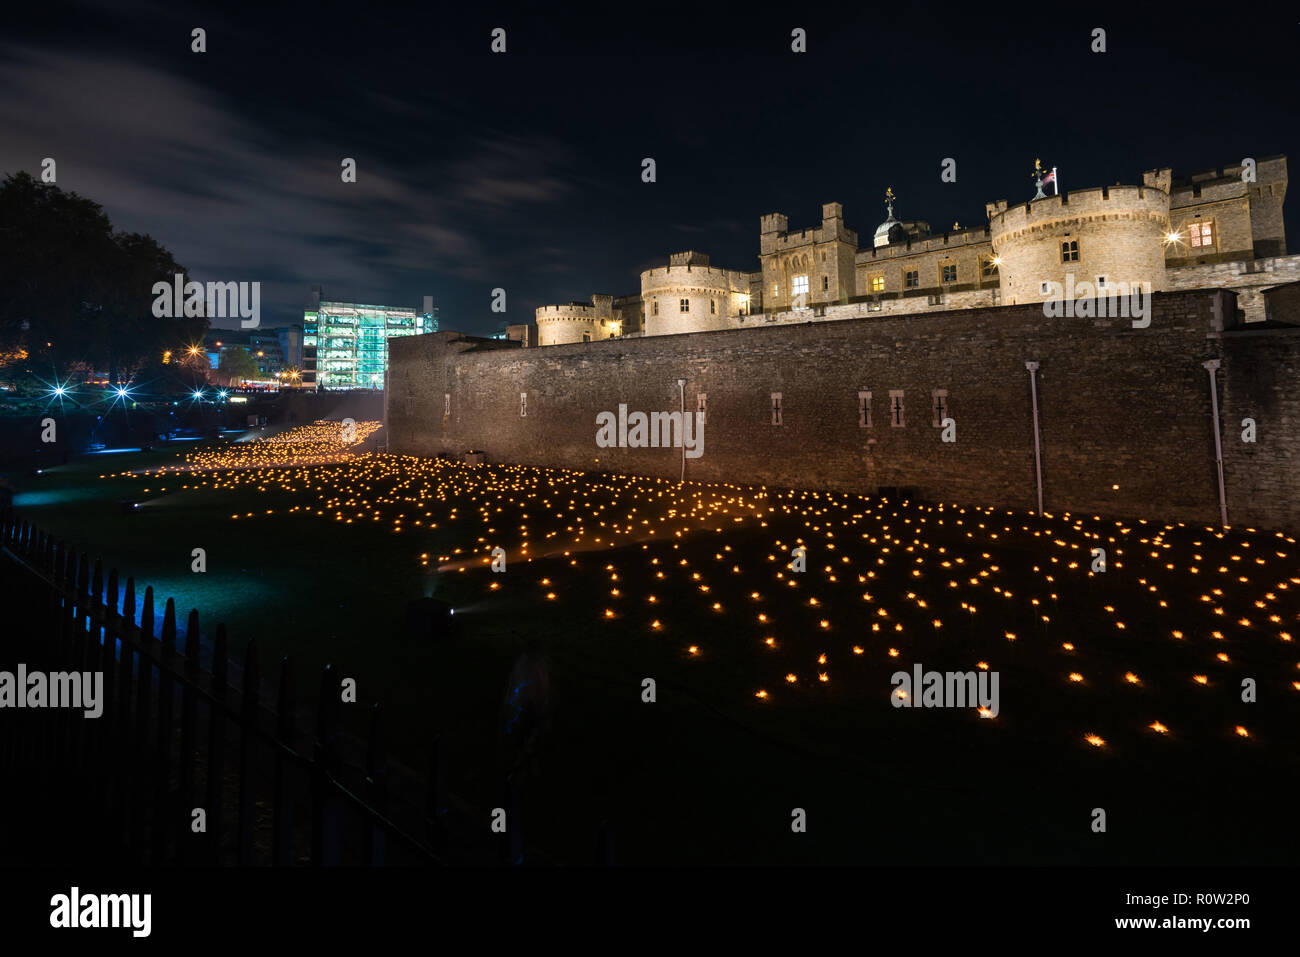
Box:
1, 4, 1296, 334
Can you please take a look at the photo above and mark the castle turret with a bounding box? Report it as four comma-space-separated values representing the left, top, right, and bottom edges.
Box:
989, 184, 1171, 305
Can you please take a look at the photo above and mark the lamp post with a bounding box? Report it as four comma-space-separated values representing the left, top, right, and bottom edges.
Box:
1203, 359, 1228, 527
677, 378, 686, 482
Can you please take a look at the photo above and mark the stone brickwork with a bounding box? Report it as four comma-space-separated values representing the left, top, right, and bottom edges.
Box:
641, 255, 751, 336
988, 186, 1171, 304
854, 226, 998, 299
1218, 322, 1300, 528
1166, 254, 1300, 323
758, 203, 858, 309
387, 288, 1300, 530
1159, 156, 1287, 263
535, 296, 629, 346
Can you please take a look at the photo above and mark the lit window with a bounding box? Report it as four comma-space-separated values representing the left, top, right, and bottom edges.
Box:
792, 275, 809, 296
981, 259, 999, 278
942, 264, 957, 283
680, 298, 689, 313
1189, 221, 1215, 248
772, 283, 780, 297
1061, 240, 1079, 263
904, 270, 919, 289
870, 275, 885, 292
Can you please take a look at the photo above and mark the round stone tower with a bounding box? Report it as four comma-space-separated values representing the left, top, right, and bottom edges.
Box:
641, 252, 745, 337
988, 184, 1171, 305
535, 294, 622, 346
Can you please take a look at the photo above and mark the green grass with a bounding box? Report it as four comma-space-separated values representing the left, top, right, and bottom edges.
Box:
6, 441, 1300, 865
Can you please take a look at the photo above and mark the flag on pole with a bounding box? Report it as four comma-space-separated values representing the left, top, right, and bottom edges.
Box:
1042, 168, 1056, 186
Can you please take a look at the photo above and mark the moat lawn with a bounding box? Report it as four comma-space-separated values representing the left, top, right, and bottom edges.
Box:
6, 439, 1299, 865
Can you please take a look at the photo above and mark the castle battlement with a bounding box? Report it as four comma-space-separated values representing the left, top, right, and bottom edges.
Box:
536, 303, 597, 316
528, 156, 1287, 340
989, 185, 1170, 242
856, 226, 992, 262
640, 263, 743, 290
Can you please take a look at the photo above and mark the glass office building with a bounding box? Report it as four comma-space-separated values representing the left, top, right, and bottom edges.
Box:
302, 286, 437, 390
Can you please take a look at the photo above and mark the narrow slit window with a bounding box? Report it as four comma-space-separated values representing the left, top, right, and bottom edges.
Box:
858, 390, 872, 428
931, 389, 948, 427
889, 390, 905, 427
771, 393, 783, 426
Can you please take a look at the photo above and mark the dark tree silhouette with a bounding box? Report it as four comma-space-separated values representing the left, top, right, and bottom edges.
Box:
0, 171, 207, 382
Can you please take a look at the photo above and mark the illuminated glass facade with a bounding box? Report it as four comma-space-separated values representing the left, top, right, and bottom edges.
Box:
301, 294, 437, 390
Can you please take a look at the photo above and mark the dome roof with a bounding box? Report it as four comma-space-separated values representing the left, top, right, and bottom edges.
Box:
873, 216, 903, 247
873, 189, 904, 248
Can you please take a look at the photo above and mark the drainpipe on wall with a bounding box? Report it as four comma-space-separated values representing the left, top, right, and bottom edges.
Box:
382, 366, 389, 448
1025, 362, 1045, 517
1202, 358, 1229, 527
677, 378, 686, 482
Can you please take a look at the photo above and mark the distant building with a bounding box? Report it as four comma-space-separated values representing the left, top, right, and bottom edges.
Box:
202, 328, 292, 378
505, 322, 537, 347
277, 324, 303, 370
302, 286, 437, 390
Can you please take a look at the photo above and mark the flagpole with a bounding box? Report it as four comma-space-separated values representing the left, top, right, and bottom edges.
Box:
1052, 167, 1059, 196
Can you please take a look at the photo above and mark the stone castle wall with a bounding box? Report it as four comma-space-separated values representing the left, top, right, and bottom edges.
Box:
1166, 254, 1300, 323
989, 186, 1171, 304
387, 288, 1300, 530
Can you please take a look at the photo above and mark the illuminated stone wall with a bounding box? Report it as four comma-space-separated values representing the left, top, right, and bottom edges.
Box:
388, 289, 1300, 530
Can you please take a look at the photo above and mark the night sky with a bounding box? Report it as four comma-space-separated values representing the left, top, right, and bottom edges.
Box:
3, 1, 1296, 335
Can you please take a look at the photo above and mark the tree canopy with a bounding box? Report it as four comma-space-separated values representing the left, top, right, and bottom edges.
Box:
218, 346, 258, 383
0, 171, 207, 382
